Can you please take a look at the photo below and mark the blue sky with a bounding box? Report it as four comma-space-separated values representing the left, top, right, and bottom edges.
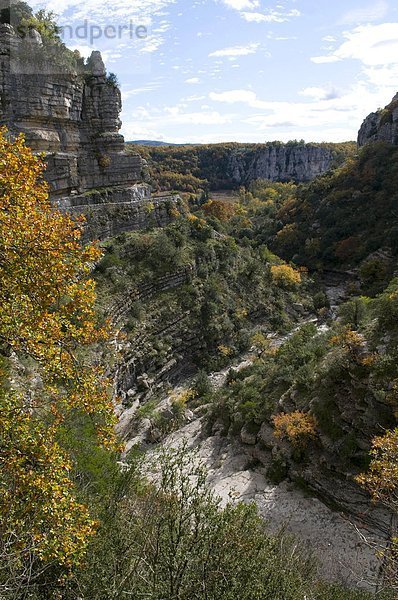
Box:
29, 0, 398, 143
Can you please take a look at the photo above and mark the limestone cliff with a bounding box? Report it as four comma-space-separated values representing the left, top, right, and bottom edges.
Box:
0, 23, 179, 236
226, 144, 343, 185
358, 92, 398, 146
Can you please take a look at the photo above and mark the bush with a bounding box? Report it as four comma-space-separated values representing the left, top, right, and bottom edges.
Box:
273, 411, 317, 448
271, 264, 301, 287
72, 445, 316, 599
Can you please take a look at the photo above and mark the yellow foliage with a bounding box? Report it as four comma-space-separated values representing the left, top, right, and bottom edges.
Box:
144, 201, 155, 214
170, 387, 195, 408
0, 128, 115, 443
273, 411, 317, 448
235, 307, 248, 320
168, 206, 180, 219
0, 129, 116, 578
0, 391, 96, 568
356, 428, 398, 503
251, 331, 273, 356
202, 199, 236, 222
356, 427, 398, 587
270, 264, 301, 287
329, 328, 364, 356
218, 344, 233, 357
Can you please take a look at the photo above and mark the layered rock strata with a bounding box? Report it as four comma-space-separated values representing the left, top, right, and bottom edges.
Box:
0, 24, 179, 233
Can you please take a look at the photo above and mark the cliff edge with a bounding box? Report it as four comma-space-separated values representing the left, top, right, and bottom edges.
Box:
358, 92, 398, 146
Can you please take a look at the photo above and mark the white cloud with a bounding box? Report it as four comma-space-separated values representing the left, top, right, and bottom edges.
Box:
209, 43, 259, 57
311, 23, 398, 66
31, 0, 177, 23
241, 8, 300, 23
311, 55, 341, 64
122, 77, 398, 143
210, 89, 262, 106
340, 0, 388, 25
124, 103, 232, 131
221, 0, 259, 10
182, 94, 207, 102
363, 63, 398, 88
299, 86, 342, 101
241, 11, 279, 22
140, 34, 166, 53
185, 77, 201, 84
121, 83, 161, 101
208, 82, 397, 141
30, 0, 177, 56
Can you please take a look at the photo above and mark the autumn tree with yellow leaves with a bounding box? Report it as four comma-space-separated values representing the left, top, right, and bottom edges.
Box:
0, 128, 115, 595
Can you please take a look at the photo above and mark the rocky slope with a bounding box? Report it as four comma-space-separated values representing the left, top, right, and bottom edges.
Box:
119, 329, 390, 591
358, 92, 398, 146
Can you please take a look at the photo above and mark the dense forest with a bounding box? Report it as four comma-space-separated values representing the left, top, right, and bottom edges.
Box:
272, 142, 398, 278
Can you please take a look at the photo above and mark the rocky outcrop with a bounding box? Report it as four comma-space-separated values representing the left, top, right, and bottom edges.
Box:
358, 93, 398, 146
61, 187, 182, 241
226, 144, 344, 185
156, 417, 387, 589
0, 24, 180, 234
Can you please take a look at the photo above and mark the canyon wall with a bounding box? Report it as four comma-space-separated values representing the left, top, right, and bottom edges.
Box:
226, 144, 344, 185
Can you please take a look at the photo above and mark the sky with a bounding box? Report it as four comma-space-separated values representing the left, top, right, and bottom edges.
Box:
28, 0, 398, 143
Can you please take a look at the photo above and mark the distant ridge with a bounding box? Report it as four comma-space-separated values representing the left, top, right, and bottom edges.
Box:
127, 140, 180, 147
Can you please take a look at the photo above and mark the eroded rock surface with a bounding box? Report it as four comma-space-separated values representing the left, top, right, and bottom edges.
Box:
227, 144, 341, 185
358, 92, 398, 146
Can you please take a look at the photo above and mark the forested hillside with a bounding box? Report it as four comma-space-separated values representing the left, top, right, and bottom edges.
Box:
272, 142, 398, 287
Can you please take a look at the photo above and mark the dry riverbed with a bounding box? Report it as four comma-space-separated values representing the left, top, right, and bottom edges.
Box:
118, 310, 388, 591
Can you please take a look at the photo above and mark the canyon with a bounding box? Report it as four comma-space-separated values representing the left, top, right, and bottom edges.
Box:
2, 17, 398, 595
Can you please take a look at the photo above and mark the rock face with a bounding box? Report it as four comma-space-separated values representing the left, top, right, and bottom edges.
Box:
226, 144, 341, 185
0, 24, 179, 234
358, 93, 398, 146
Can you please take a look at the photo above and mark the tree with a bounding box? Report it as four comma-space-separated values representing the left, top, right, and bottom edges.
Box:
0, 1, 33, 27
202, 198, 236, 222
0, 128, 115, 595
356, 428, 398, 592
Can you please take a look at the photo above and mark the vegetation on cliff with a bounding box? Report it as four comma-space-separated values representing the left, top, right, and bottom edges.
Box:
0, 2, 85, 73
94, 199, 310, 390
129, 141, 356, 193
